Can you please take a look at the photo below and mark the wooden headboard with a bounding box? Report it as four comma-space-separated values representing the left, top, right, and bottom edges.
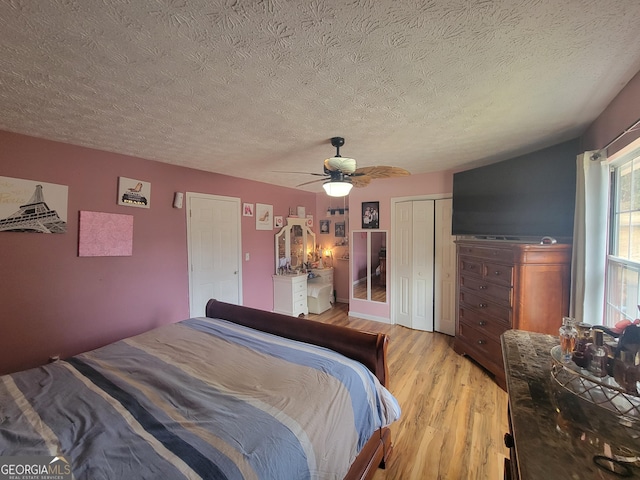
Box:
205, 299, 390, 387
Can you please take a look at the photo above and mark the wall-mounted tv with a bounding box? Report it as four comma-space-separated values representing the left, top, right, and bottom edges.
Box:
452, 139, 579, 240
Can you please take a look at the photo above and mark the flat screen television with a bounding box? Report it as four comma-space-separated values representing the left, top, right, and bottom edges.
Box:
451, 139, 579, 240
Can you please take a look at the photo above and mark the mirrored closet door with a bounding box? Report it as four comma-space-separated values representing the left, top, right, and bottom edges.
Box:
351, 230, 387, 303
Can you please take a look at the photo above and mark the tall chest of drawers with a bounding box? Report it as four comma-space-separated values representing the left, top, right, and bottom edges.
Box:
453, 240, 572, 389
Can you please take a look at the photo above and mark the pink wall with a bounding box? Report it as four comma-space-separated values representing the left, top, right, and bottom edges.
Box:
0, 130, 315, 375
581, 70, 640, 155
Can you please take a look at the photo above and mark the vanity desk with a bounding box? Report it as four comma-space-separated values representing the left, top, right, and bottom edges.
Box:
501, 330, 640, 479
273, 218, 316, 317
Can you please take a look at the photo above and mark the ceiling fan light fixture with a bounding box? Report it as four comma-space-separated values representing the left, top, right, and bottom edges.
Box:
322, 180, 353, 197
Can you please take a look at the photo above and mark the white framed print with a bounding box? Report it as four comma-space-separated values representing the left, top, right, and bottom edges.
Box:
0, 176, 68, 233
274, 215, 284, 228
256, 203, 273, 230
118, 177, 150, 208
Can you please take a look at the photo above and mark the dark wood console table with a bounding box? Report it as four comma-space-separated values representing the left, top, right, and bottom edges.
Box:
502, 329, 640, 479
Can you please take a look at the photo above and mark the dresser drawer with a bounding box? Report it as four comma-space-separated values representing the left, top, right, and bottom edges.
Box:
459, 257, 483, 278
459, 291, 511, 324
458, 306, 511, 337
484, 262, 513, 287
459, 275, 512, 305
457, 320, 505, 367
293, 279, 307, 293
458, 244, 513, 263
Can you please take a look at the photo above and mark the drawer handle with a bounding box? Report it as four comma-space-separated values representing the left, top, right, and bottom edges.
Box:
477, 339, 486, 345
478, 303, 488, 308
494, 271, 501, 275
478, 321, 487, 326
478, 285, 487, 290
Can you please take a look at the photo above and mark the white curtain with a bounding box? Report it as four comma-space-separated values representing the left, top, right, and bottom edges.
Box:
570, 151, 609, 324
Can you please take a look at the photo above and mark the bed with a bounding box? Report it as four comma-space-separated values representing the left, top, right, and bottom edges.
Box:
0, 299, 400, 480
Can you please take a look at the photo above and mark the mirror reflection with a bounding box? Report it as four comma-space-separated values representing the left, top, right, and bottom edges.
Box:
352, 232, 367, 300
351, 230, 387, 303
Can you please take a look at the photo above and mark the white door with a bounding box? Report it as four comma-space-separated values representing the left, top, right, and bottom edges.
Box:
395, 201, 413, 328
187, 193, 242, 317
412, 200, 435, 331
393, 200, 435, 331
434, 199, 456, 336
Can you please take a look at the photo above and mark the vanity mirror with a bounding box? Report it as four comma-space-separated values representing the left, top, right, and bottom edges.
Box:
275, 217, 316, 273
351, 230, 387, 303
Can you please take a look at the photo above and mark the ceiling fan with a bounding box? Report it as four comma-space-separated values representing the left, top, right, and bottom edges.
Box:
290, 137, 411, 197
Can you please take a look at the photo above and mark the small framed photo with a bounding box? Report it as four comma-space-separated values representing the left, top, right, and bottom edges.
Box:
335, 221, 345, 238
319, 219, 330, 234
118, 177, 150, 208
274, 215, 284, 228
306, 214, 313, 227
362, 201, 379, 229
243, 203, 254, 217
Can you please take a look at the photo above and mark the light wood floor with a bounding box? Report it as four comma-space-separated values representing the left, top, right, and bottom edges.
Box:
306, 303, 509, 480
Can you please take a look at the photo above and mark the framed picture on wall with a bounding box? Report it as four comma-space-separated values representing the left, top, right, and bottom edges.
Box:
118, 177, 150, 208
319, 219, 330, 234
243, 203, 254, 217
255, 203, 273, 230
335, 221, 345, 238
362, 201, 379, 229
0, 176, 68, 234
274, 215, 283, 228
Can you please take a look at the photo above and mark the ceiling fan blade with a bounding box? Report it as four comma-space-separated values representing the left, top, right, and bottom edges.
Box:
273, 170, 327, 176
296, 178, 328, 187
351, 175, 372, 188
352, 166, 410, 179
324, 157, 357, 174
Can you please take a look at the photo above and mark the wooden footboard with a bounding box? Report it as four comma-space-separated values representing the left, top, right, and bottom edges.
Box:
344, 427, 392, 480
205, 299, 390, 387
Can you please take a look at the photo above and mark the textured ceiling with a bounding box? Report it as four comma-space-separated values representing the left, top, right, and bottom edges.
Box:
1, 0, 640, 192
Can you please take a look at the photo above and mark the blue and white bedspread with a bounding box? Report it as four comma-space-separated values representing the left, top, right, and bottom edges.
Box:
0, 317, 401, 479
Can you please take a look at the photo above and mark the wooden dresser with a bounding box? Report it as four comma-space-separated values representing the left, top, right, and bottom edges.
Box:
453, 240, 571, 389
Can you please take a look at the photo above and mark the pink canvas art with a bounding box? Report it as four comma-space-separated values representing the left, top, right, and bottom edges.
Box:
78, 211, 133, 257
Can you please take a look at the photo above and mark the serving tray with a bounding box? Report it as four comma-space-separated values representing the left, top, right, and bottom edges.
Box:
550, 345, 640, 423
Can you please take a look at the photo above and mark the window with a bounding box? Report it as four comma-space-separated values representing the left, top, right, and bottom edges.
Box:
606, 150, 640, 325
